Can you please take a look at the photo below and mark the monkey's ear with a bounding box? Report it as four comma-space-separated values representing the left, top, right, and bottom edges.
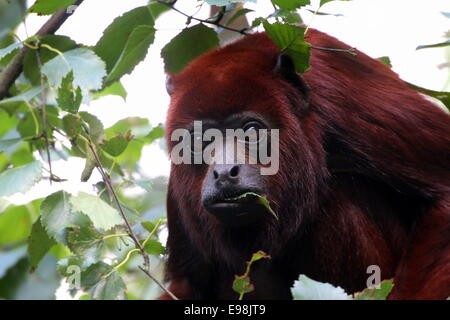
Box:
166, 75, 175, 96
275, 54, 310, 105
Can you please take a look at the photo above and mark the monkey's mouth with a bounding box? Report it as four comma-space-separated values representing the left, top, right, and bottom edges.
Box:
204, 192, 276, 227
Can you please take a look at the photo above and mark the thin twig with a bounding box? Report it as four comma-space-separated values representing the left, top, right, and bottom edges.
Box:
157, 0, 247, 35
310, 45, 357, 56
138, 266, 179, 300
35, 50, 53, 185
0, 0, 84, 99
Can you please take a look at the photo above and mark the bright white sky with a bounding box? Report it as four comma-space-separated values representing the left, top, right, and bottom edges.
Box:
7, 0, 450, 205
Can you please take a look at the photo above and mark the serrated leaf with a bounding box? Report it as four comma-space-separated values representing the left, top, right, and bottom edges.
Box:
100, 134, 129, 157
28, 219, 56, 270
90, 269, 127, 300
79, 111, 104, 143
407, 83, 450, 111
93, 81, 127, 101
30, 0, 77, 15
62, 114, 82, 138
263, 22, 310, 73
141, 221, 156, 233
95, 4, 166, 83
0, 42, 21, 60
106, 25, 155, 84
232, 275, 254, 295
24, 35, 78, 85
144, 239, 166, 255
67, 224, 102, 254
40, 191, 75, 243
56, 71, 82, 113
354, 280, 394, 300
162, 24, 219, 74
272, 0, 310, 11
69, 192, 122, 231
0, 161, 42, 197
292, 275, 351, 300
41, 48, 106, 91
80, 261, 112, 288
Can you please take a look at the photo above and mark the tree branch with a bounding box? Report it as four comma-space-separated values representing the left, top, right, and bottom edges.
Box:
157, 0, 248, 35
0, 0, 84, 99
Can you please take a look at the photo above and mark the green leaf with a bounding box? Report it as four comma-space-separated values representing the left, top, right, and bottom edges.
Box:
23, 35, 78, 85
354, 280, 394, 300
105, 117, 150, 139
93, 81, 127, 101
141, 221, 156, 233
28, 219, 56, 270
205, 0, 256, 5
407, 83, 450, 111
0, 0, 26, 39
0, 247, 26, 278
67, 223, 102, 254
320, 0, 350, 6
135, 180, 153, 193
292, 275, 351, 300
226, 8, 254, 27
69, 192, 122, 231
80, 261, 112, 287
62, 114, 82, 138
56, 71, 82, 113
0, 200, 42, 246
224, 192, 278, 220
90, 270, 127, 300
161, 24, 219, 74
144, 239, 166, 255
100, 134, 130, 157
41, 48, 106, 91
377, 56, 392, 67
105, 25, 155, 84
249, 250, 271, 263
95, 4, 166, 83
416, 40, 450, 50
29, 0, 77, 15
80, 146, 96, 182
79, 111, 104, 143
272, 0, 310, 11
0, 161, 42, 197
263, 21, 310, 73
232, 275, 254, 295
142, 124, 164, 144
0, 138, 25, 152
0, 87, 41, 105
0, 42, 21, 60
40, 191, 75, 243
274, 9, 303, 24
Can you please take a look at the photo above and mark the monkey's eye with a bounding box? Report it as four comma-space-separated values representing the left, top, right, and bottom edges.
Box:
190, 131, 207, 155
241, 121, 266, 144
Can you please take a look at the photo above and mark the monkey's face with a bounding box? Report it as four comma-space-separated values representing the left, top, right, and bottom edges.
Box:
165, 50, 316, 229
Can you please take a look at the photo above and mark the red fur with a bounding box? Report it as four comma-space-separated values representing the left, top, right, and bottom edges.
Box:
163, 29, 450, 300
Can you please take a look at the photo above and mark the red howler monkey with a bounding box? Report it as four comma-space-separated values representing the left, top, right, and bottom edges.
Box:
161, 28, 450, 300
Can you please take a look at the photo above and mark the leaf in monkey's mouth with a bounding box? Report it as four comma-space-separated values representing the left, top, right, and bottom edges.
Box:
223, 192, 278, 220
